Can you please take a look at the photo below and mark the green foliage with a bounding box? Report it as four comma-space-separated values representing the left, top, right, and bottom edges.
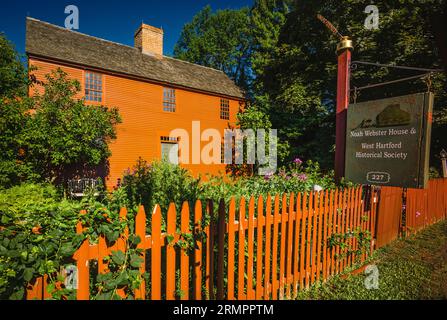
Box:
0, 97, 37, 189
328, 226, 372, 263
0, 183, 148, 300
24, 69, 122, 184
200, 159, 337, 205
175, 1, 447, 171
0, 67, 122, 187
0, 184, 82, 299
121, 158, 201, 214
229, 105, 290, 176
263, 0, 447, 170
174, 5, 253, 91
0, 34, 28, 97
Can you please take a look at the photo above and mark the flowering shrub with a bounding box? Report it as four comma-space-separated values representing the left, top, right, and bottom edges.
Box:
199, 159, 337, 204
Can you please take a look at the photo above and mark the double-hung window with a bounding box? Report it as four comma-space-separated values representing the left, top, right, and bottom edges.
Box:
163, 88, 176, 112
220, 98, 230, 120
85, 72, 103, 102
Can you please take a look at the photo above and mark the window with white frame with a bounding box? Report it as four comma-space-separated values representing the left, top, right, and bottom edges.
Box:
220, 98, 230, 120
163, 88, 176, 112
85, 72, 103, 102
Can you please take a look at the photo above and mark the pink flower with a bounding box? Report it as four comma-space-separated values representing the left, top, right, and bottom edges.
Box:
298, 174, 307, 182
416, 211, 421, 218
293, 158, 303, 165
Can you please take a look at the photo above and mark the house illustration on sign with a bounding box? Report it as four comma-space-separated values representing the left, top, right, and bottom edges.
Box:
25, 17, 245, 190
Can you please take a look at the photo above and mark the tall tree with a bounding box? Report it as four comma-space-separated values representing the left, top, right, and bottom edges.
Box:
263, 0, 447, 170
174, 5, 253, 92
0, 34, 28, 97
0, 36, 122, 188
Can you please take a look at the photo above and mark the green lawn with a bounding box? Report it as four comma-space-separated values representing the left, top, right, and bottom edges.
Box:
296, 220, 447, 300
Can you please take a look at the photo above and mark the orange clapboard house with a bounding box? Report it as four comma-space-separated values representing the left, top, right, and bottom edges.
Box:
25, 18, 245, 189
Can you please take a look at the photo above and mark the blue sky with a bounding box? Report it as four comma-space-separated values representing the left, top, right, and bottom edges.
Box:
0, 0, 253, 57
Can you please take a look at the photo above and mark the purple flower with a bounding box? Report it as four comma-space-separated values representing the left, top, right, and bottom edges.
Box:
293, 158, 303, 165
298, 174, 307, 182
285, 176, 291, 181
264, 173, 274, 181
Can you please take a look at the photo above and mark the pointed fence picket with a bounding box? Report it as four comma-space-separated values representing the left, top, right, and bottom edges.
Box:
26, 180, 447, 300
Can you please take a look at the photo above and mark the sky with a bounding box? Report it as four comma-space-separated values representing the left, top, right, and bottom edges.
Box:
0, 0, 253, 57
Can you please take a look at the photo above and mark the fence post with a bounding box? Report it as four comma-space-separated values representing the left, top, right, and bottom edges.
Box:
256, 195, 265, 300
194, 200, 203, 300
279, 194, 287, 299
166, 203, 176, 300
238, 197, 246, 300
227, 198, 236, 300
134, 206, 146, 300
76, 210, 90, 300
216, 199, 226, 300
151, 205, 162, 300
264, 195, 272, 299
180, 202, 190, 300
205, 201, 215, 300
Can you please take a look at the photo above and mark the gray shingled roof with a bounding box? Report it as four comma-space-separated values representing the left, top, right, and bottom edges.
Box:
25, 18, 245, 99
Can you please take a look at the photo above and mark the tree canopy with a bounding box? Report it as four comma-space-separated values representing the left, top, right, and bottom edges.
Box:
0, 34, 122, 188
174, 0, 447, 173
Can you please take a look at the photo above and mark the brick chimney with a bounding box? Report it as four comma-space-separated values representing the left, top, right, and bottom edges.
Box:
134, 23, 163, 56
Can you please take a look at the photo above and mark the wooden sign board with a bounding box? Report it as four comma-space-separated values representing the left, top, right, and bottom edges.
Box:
345, 92, 433, 189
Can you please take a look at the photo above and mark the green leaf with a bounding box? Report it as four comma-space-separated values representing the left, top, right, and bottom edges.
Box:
166, 234, 175, 245
111, 250, 125, 266
9, 287, 25, 300
130, 253, 143, 268
23, 267, 35, 282
128, 234, 141, 246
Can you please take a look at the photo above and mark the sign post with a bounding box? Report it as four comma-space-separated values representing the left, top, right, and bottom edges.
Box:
335, 36, 354, 182
345, 93, 434, 189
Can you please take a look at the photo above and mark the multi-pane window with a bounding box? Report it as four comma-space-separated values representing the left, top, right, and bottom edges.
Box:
160, 136, 179, 165
163, 88, 176, 112
85, 72, 102, 102
220, 98, 230, 120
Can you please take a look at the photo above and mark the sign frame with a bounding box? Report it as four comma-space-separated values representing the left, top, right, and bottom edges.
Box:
345, 92, 433, 189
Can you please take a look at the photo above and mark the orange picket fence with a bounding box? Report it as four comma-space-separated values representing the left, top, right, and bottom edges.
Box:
27, 186, 379, 300
26, 179, 447, 300
404, 178, 447, 236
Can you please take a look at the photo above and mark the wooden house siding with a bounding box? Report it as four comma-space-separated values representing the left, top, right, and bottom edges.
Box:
29, 58, 242, 188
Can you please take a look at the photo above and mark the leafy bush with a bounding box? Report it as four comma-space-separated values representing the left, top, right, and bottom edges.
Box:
0, 184, 82, 299
120, 157, 338, 213
121, 158, 201, 215
0, 183, 148, 300
0, 68, 122, 188
200, 159, 338, 204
